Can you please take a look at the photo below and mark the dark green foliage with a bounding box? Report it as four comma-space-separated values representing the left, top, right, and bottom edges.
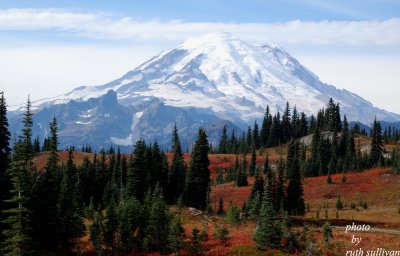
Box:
285, 140, 305, 216
30, 117, 60, 250
253, 121, 260, 149
188, 228, 203, 255
274, 159, 285, 213
235, 154, 248, 187
118, 196, 143, 251
0, 92, 12, 243
249, 147, 256, 177
227, 203, 241, 227
126, 139, 147, 201
218, 125, 228, 154
213, 225, 229, 243
260, 106, 272, 147
184, 129, 210, 209
322, 222, 333, 246
267, 112, 281, 147
57, 150, 85, 248
249, 191, 262, 219
168, 217, 186, 253
250, 172, 264, 202
143, 185, 170, 253
167, 125, 186, 204
104, 199, 118, 248
2, 96, 35, 256
370, 118, 383, 166
325, 98, 341, 132
90, 211, 104, 255
281, 102, 292, 142
253, 180, 282, 250
2, 150, 33, 256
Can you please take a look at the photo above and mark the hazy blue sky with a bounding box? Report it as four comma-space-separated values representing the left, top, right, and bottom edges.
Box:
0, 0, 399, 115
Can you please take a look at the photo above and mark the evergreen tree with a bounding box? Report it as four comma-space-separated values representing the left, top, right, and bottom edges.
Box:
2, 145, 33, 255
33, 135, 40, 153
250, 172, 264, 203
285, 140, 305, 216
226, 203, 241, 227
168, 217, 186, 254
57, 149, 85, 249
90, 211, 104, 255
282, 102, 291, 143
126, 140, 147, 201
218, 125, 228, 154
0, 92, 12, 243
325, 98, 340, 132
309, 115, 317, 134
309, 127, 321, 177
275, 159, 285, 213
167, 125, 186, 204
260, 106, 272, 147
118, 196, 143, 251
228, 129, 237, 154
370, 118, 383, 166
143, 185, 170, 252
183, 129, 210, 209
249, 147, 256, 177
253, 121, 260, 149
246, 126, 253, 151
104, 199, 118, 248
235, 155, 248, 187
339, 115, 349, 157
2, 96, 35, 255
253, 179, 282, 250
267, 113, 281, 147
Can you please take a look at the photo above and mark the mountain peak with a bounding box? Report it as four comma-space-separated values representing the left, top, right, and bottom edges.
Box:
23, 33, 400, 125
178, 31, 250, 53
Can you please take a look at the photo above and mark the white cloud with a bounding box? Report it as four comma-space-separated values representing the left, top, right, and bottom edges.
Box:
0, 8, 400, 46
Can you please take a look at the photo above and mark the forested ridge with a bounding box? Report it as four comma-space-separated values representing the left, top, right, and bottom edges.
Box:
1, 92, 399, 255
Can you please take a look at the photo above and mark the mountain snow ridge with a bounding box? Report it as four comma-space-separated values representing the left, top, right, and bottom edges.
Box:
18, 32, 399, 125
8, 32, 400, 150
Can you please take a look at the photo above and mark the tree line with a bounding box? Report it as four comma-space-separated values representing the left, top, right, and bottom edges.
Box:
217, 98, 398, 178
0, 92, 211, 255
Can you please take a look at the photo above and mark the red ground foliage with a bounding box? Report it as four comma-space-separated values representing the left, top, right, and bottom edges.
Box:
303, 168, 392, 201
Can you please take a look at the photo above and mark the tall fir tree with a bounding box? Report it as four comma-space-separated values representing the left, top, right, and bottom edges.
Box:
2, 96, 35, 256
30, 116, 60, 251
236, 154, 248, 187
0, 92, 12, 243
2, 146, 33, 255
143, 184, 170, 252
57, 149, 85, 249
285, 140, 305, 216
167, 125, 186, 204
253, 177, 282, 250
260, 106, 272, 147
370, 117, 383, 166
183, 129, 210, 209
126, 140, 147, 201
253, 121, 260, 149
218, 125, 228, 154
281, 102, 292, 143
249, 147, 256, 177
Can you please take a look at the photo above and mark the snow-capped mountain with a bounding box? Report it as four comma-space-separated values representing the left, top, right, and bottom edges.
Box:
9, 32, 400, 150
